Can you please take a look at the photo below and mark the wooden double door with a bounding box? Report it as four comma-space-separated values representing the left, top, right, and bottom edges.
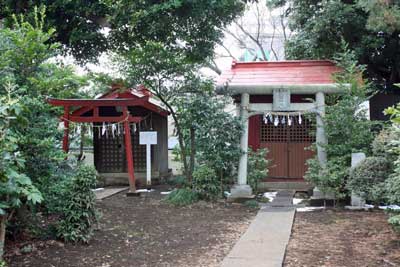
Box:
249, 115, 315, 179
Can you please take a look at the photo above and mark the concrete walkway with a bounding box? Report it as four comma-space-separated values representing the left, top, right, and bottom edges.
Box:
95, 187, 128, 200
221, 191, 296, 267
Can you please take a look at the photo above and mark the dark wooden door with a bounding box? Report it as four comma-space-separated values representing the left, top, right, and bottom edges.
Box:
94, 126, 125, 173
258, 115, 315, 179
94, 125, 154, 173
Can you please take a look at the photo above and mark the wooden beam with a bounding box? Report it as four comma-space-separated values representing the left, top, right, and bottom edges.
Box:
47, 97, 149, 107
123, 107, 136, 192
68, 115, 142, 123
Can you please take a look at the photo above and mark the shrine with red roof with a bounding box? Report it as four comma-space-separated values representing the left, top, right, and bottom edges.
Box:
48, 84, 169, 192
217, 60, 344, 199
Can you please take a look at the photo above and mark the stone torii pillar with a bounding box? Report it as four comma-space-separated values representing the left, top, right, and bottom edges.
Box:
315, 91, 327, 166
313, 91, 332, 199
229, 93, 253, 200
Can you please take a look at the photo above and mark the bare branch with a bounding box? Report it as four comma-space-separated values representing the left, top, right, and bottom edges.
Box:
205, 59, 222, 75
270, 24, 279, 61
234, 21, 268, 61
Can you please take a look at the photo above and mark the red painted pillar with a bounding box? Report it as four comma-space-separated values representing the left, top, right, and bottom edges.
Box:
62, 106, 70, 154
123, 107, 136, 192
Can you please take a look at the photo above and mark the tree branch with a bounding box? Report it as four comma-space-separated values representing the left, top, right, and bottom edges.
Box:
234, 21, 268, 61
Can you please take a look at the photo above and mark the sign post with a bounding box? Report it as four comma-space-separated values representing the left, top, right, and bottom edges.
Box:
139, 131, 157, 188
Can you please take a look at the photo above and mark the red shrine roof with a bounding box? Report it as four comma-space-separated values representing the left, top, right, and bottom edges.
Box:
217, 60, 341, 88
47, 85, 169, 117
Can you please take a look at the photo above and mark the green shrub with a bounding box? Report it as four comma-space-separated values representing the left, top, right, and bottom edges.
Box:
305, 157, 349, 199
244, 200, 259, 209
372, 126, 400, 160
38, 160, 75, 214
166, 175, 187, 187
193, 165, 220, 200
56, 164, 98, 243
384, 165, 400, 205
165, 188, 199, 206
347, 157, 392, 203
388, 213, 400, 232
248, 148, 269, 193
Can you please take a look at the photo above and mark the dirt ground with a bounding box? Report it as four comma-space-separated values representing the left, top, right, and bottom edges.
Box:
6, 186, 256, 267
284, 209, 400, 267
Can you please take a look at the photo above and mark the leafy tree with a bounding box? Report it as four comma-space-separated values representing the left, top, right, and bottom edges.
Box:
0, 8, 87, 187
175, 90, 243, 191
0, 0, 110, 64
0, 84, 43, 262
304, 48, 379, 199
0, 9, 98, 259
1, 1, 247, 64
119, 42, 242, 188
118, 42, 200, 182
268, 0, 400, 89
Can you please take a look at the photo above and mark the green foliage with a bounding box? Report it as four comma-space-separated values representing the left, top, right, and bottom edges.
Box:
247, 148, 270, 193
270, 0, 400, 86
347, 157, 392, 203
1, 2, 109, 64
1, 1, 246, 64
385, 173, 400, 206
386, 103, 400, 125
0, 9, 86, 188
304, 48, 379, 198
193, 165, 220, 201
0, 84, 43, 261
244, 200, 259, 209
106, 0, 245, 62
121, 44, 243, 193
0, 87, 44, 209
165, 188, 199, 206
166, 176, 187, 188
56, 164, 98, 243
372, 126, 400, 160
388, 213, 400, 233
174, 90, 243, 188
0, 10, 94, 259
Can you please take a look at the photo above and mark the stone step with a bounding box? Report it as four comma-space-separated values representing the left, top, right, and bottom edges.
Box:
268, 190, 295, 207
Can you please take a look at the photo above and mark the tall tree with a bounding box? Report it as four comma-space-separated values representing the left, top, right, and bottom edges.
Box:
1, 1, 247, 64
268, 0, 400, 87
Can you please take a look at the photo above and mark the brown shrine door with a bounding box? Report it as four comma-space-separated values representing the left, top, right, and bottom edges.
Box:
249, 115, 315, 179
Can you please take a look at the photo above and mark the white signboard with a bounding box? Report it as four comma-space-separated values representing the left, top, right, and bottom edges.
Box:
140, 131, 157, 145
139, 131, 157, 187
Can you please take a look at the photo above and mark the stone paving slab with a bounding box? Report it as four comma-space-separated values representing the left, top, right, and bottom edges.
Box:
221, 190, 296, 267
95, 187, 128, 200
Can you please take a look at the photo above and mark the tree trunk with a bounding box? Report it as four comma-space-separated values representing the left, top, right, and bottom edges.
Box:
188, 127, 196, 186
220, 170, 224, 198
0, 215, 6, 262
156, 94, 190, 182
78, 125, 85, 161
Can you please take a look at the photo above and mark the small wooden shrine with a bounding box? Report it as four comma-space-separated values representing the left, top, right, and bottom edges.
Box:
48, 85, 169, 192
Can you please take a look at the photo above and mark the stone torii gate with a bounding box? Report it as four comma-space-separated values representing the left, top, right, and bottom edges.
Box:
217, 60, 345, 200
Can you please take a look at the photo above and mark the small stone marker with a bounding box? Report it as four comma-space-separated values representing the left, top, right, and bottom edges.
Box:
348, 152, 367, 209
139, 131, 157, 188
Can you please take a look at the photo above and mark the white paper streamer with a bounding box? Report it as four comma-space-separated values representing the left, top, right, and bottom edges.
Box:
101, 122, 106, 136
274, 116, 279, 126
111, 124, 116, 138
